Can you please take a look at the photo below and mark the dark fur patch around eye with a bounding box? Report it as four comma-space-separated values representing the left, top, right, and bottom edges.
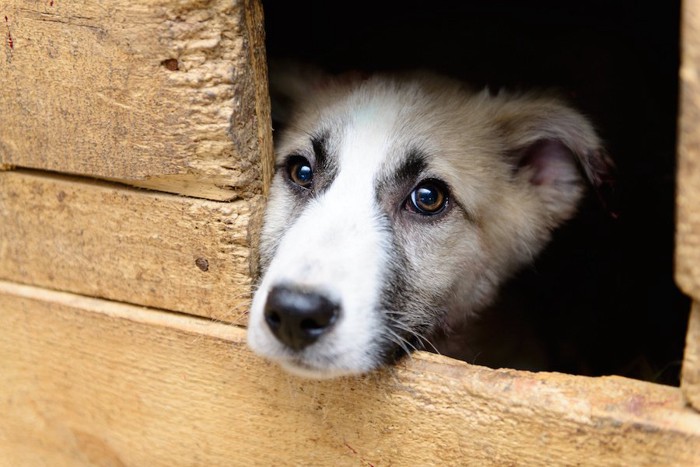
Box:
394, 150, 428, 187
311, 135, 328, 168
375, 149, 428, 205
278, 132, 340, 196
310, 132, 339, 193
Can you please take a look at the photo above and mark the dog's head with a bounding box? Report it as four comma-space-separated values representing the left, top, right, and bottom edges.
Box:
247, 67, 612, 378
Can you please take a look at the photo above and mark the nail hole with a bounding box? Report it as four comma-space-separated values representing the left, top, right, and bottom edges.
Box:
195, 257, 209, 272
161, 58, 179, 71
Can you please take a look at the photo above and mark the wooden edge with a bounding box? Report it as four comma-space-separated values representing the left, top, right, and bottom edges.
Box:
241, 0, 272, 278
0, 0, 271, 202
103, 0, 274, 203
0, 170, 253, 323
101, 173, 245, 202
676, 0, 700, 299
2, 280, 699, 466
243, 0, 275, 197
683, 301, 700, 411
0, 281, 239, 342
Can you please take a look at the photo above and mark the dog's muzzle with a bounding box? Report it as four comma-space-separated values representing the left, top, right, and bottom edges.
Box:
263, 285, 340, 351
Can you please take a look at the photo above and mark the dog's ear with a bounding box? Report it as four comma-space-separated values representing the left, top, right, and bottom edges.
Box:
495, 95, 615, 225
268, 61, 370, 133
267, 61, 329, 132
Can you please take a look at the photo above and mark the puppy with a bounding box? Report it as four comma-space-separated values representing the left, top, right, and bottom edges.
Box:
247, 66, 612, 378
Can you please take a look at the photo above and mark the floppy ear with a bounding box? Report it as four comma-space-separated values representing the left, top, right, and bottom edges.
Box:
495, 95, 615, 225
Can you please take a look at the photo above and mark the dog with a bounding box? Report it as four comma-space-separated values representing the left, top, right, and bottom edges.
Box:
247, 65, 613, 378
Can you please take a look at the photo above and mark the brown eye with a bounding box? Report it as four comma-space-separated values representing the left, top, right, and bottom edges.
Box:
406, 180, 449, 215
287, 156, 313, 189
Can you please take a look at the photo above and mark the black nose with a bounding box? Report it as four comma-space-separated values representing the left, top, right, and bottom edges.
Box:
264, 285, 340, 351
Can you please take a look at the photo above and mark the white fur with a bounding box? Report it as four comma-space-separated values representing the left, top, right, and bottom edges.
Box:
247, 70, 608, 378
248, 96, 405, 377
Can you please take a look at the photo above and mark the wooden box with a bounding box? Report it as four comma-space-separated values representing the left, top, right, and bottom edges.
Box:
1, 1, 699, 465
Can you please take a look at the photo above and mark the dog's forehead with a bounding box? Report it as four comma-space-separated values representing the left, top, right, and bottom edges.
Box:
336, 93, 417, 175
277, 77, 498, 203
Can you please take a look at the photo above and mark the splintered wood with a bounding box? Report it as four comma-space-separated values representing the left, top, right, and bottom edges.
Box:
0, 0, 273, 200
684, 302, 700, 411
1, 282, 699, 466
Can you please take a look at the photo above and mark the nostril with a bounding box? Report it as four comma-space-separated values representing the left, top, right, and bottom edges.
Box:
300, 317, 327, 333
265, 310, 281, 330
300, 318, 320, 330
263, 285, 340, 350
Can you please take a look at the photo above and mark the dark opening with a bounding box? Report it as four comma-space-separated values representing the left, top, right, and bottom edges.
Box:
261, 0, 689, 385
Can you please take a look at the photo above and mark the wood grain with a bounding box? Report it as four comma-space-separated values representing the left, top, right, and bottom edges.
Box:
677, 0, 700, 301
0, 170, 253, 324
0, 0, 273, 201
1, 281, 699, 466
683, 301, 700, 411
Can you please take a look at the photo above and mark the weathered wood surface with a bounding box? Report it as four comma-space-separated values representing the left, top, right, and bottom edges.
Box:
677, 0, 700, 301
0, 0, 273, 201
1, 281, 699, 466
0, 170, 253, 324
683, 301, 700, 411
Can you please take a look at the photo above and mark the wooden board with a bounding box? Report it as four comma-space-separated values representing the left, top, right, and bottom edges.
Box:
1, 281, 699, 466
0, 0, 273, 201
678, 0, 700, 413
683, 301, 700, 411
0, 170, 254, 324
677, 0, 700, 301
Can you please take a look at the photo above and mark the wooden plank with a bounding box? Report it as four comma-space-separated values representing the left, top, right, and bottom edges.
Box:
678, 0, 700, 413
677, 0, 700, 300
0, 0, 273, 201
1, 281, 699, 466
683, 301, 700, 411
0, 170, 253, 323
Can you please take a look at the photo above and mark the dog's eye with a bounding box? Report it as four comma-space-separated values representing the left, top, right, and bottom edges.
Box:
286, 156, 313, 189
406, 180, 449, 215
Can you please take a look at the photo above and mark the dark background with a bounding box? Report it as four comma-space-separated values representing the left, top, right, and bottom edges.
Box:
261, 0, 689, 385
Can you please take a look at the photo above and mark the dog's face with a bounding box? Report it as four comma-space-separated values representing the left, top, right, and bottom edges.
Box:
247, 69, 611, 378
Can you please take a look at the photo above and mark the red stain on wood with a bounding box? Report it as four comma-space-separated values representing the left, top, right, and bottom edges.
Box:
344, 443, 358, 455
344, 443, 375, 467
5, 16, 14, 60
5, 15, 15, 51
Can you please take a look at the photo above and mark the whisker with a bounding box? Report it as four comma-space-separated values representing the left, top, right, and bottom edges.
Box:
385, 314, 442, 356
382, 327, 415, 361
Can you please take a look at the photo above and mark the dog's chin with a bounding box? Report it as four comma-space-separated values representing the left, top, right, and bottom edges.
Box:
257, 348, 383, 379
248, 318, 390, 379
277, 360, 364, 379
